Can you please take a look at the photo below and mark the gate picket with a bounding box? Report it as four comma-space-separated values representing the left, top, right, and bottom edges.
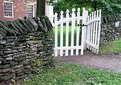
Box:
97, 9, 101, 53
71, 8, 76, 56
65, 9, 69, 56
60, 11, 64, 56
76, 8, 80, 55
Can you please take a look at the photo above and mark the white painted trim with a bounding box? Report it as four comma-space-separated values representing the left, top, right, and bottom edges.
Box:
4, 1, 14, 18
27, 3, 35, 17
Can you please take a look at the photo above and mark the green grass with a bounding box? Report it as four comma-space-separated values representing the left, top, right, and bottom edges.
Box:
100, 39, 121, 54
22, 63, 121, 85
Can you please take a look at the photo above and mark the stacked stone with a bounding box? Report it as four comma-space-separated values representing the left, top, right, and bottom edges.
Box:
101, 14, 121, 43
0, 16, 54, 84
0, 36, 28, 84
41, 31, 54, 65
26, 31, 54, 66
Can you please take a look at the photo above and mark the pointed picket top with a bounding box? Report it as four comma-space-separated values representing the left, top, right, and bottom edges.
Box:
72, 8, 76, 18
77, 8, 80, 17
54, 13, 57, 19
66, 9, 69, 13
96, 10, 98, 18
61, 11, 64, 15
91, 12, 93, 19
92, 11, 94, 19
54, 13, 58, 24
77, 8, 80, 12
94, 11, 96, 18
97, 9, 101, 17
95, 10, 98, 18
60, 11, 64, 21
99, 9, 101, 17
89, 14, 92, 20
55, 13, 57, 17
97, 10, 99, 17
83, 8, 86, 11
66, 9, 69, 19
72, 8, 76, 12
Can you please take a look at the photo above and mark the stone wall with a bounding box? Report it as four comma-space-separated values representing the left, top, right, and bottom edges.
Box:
0, 16, 54, 84
101, 14, 121, 43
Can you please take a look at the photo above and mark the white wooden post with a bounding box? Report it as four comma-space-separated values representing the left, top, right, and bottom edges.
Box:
95, 10, 99, 46
54, 13, 58, 57
91, 12, 93, 44
92, 12, 94, 44
71, 8, 76, 56
89, 15, 92, 47
90, 13, 93, 51
93, 11, 96, 52
86, 14, 91, 49
81, 8, 88, 55
89, 14, 92, 44
84, 10, 88, 50
86, 15, 89, 48
76, 8, 80, 55
92, 12, 95, 52
45, 5, 54, 24
97, 9, 101, 54
93, 11, 97, 45
60, 11, 64, 56
65, 9, 69, 56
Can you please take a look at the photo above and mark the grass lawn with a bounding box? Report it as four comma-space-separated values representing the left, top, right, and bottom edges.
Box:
22, 63, 121, 85
100, 39, 121, 54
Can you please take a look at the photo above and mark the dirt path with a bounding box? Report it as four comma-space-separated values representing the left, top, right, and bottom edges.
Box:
55, 53, 121, 72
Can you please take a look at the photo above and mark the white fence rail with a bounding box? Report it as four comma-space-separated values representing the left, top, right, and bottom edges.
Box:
46, 5, 101, 57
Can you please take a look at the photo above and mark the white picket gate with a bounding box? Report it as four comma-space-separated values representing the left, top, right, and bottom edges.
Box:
52, 8, 101, 57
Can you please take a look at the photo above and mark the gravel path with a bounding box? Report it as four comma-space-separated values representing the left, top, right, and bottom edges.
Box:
55, 53, 121, 72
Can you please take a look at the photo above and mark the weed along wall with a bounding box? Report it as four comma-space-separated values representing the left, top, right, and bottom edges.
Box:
0, 16, 54, 84
101, 14, 121, 43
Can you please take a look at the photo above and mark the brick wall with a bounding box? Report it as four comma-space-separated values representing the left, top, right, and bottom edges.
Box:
0, 0, 37, 20
0, 0, 4, 20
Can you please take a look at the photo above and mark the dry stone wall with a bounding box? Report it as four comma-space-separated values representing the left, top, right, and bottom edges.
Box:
0, 16, 54, 84
101, 14, 121, 43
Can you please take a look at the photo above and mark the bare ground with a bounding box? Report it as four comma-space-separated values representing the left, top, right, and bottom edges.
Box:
55, 52, 121, 72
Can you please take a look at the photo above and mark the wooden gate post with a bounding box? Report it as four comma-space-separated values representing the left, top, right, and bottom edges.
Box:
54, 13, 58, 57
45, 5, 54, 25
81, 8, 88, 55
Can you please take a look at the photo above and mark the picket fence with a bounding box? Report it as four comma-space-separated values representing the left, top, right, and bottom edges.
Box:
50, 8, 101, 57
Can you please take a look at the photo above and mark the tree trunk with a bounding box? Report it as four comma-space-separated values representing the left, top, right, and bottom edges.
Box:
36, 0, 46, 17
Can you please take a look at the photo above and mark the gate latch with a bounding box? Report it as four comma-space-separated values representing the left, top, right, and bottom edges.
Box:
77, 24, 87, 27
